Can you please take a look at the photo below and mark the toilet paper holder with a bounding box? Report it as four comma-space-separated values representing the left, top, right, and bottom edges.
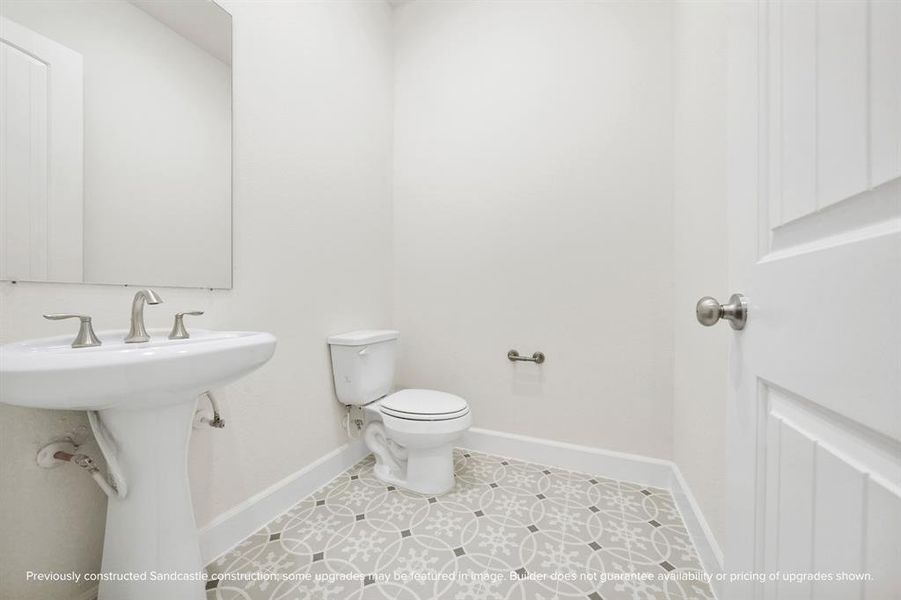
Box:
507, 349, 546, 364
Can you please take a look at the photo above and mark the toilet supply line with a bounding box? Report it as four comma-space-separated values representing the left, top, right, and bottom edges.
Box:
343, 405, 364, 439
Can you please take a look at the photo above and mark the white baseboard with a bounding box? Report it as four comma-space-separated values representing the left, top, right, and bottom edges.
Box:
198, 439, 368, 564
460, 427, 724, 592
668, 462, 725, 578
461, 427, 676, 488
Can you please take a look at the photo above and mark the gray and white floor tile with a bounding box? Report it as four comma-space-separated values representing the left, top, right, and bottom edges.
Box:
205, 449, 715, 599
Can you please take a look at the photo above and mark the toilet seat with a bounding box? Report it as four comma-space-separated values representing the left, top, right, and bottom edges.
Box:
380, 389, 469, 421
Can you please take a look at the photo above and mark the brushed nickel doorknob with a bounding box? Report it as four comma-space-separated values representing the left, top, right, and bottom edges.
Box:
696, 293, 748, 330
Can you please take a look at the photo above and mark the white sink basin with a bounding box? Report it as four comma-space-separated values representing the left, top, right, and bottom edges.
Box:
0, 328, 276, 600
0, 328, 276, 410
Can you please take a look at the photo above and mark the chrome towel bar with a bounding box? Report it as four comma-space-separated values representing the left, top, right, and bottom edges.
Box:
507, 349, 545, 364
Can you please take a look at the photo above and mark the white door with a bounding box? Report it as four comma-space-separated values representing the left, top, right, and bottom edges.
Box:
0, 16, 83, 282
724, 1, 901, 599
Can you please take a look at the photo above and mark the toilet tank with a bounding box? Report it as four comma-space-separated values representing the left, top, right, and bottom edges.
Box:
327, 330, 399, 405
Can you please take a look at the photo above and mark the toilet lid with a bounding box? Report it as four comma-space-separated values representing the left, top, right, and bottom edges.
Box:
380, 389, 469, 421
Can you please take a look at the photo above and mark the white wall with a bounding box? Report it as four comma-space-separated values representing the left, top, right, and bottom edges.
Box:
672, 1, 729, 546
0, 1, 394, 598
0, 0, 232, 288
0, 4, 735, 598
392, 0, 675, 458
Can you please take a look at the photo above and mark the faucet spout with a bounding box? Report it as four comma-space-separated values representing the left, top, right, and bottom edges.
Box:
124, 289, 163, 343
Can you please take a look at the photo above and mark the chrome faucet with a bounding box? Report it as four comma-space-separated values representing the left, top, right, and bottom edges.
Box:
124, 289, 163, 343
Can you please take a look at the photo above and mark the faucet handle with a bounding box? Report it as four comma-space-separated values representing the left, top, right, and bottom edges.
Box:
43, 314, 102, 348
169, 311, 204, 340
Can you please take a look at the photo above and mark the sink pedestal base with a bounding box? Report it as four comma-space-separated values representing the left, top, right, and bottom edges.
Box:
93, 398, 205, 600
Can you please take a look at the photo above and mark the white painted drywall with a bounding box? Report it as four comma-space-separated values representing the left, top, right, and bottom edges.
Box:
0, 0, 231, 289
0, 1, 394, 598
392, 0, 675, 459
672, 0, 729, 546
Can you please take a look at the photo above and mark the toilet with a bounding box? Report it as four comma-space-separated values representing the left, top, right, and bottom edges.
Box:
328, 330, 471, 495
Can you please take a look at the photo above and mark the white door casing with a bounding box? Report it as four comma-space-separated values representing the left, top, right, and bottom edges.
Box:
0, 16, 82, 282
726, 1, 901, 600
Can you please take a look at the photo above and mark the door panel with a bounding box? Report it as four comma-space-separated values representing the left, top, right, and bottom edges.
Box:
761, 388, 899, 600
768, 0, 898, 225
866, 480, 901, 599
870, 0, 901, 187
760, 0, 900, 435
770, 412, 815, 600
816, 0, 868, 209
776, 0, 816, 225
752, 231, 901, 440
727, 1, 901, 598
812, 444, 865, 600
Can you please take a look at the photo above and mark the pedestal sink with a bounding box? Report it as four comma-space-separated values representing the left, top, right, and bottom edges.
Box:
0, 328, 276, 600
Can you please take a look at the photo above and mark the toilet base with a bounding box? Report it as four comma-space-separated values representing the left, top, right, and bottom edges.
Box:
362, 410, 471, 495
370, 441, 456, 495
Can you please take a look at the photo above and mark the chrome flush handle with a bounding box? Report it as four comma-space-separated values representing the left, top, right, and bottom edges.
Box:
169, 311, 204, 340
696, 293, 749, 330
43, 314, 102, 348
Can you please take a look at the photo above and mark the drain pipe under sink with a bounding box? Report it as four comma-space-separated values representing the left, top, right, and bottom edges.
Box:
87, 410, 128, 499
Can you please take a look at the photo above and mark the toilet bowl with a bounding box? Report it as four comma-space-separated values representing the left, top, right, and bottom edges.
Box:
328, 330, 471, 495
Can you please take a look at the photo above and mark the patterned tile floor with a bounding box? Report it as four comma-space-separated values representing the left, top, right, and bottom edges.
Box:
206, 449, 716, 600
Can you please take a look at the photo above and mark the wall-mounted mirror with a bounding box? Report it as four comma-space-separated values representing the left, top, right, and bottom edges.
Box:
0, 0, 232, 289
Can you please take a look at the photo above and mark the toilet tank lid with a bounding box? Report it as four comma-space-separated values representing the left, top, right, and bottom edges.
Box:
327, 329, 399, 346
